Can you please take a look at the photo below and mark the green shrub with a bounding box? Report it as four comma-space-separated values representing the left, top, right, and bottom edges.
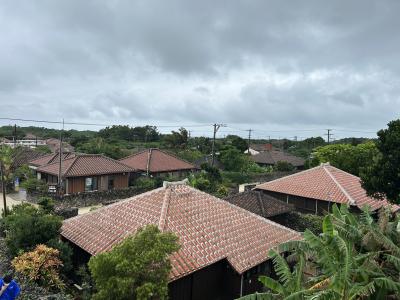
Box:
280, 211, 323, 234
47, 238, 73, 275
21, 177, 47, 194
134, 177, 158, 190
38, 196, 55, 214
274, 161, 295, 171
221, 171, 251, 185
3, 203, 62, 256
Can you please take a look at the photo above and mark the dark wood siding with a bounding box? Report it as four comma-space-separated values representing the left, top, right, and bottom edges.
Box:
113, 173, 129, 189
260, 190, 332, 215
68, 177, 85, 194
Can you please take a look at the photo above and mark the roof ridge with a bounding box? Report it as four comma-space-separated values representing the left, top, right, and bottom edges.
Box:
255, 164, 322, 189
118, 149, 149, 161
62, 186, 167, 223
146, 149, 152, 175
97, 154, 136, 170
37, 155, 76, 169
323, 165, 356, 205
158, 187, 171, 231
63, 156, 79, 177
256, 191, 266, 217
184, 185, 301, 237
157, 149, 196, 168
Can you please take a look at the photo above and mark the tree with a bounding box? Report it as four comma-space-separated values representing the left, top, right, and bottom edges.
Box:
76, 137, 127, 159
219, 146, 247, 172
2, 203, 62, 255
226, 135, 248, 152
12, 244, 64, 289
88, 225, 180, 300
99, 125, 135, 141
274, 161, 294, 171
164, 128, 189, 149
240, 204, 400, 300
361, 119, 400, 204
311, 141, 378, 176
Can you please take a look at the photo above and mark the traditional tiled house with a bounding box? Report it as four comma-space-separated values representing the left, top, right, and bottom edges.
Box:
250, 150, 305, 169
120, 148, 197, 177
35, 154, 134, 194
255, 163, 399, 214
61, 182, 301, 299
29, 152, 76, 169
244, 143, 273, 155
224, 190, 294, 224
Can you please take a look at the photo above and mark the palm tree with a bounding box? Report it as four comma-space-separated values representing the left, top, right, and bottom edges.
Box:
239, 204, 400, 300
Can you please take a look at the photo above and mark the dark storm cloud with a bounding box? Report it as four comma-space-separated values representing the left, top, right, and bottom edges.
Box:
0, 0, 399, 137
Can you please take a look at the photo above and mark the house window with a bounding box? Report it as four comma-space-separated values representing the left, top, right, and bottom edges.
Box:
85, 177, 98, 192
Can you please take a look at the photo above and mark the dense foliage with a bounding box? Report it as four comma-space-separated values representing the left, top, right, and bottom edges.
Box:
277, 211, 323, 235
361, 119, 400, 204
88, 225, 180, 300
311, 142, 378, 176
2, 203, 73, 275
2, 204, 62, 255
164, 127, 189, 149
240, 204, 400, 300
12, 244, 64, 289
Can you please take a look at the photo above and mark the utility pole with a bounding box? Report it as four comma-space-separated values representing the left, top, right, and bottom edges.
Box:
211, 123, 226, 166
58, 119, 64, 195
325, 129, 333, 144
246, 129, 252, 154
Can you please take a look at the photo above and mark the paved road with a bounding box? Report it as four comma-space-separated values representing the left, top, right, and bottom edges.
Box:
0, 193, 24, 215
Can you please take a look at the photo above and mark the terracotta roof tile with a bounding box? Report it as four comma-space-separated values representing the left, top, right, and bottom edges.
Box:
256, 163, 399, 212
36, 154, 135, 177
61, 183, 301, 281
251, 150, 305, 167
120, 148, 196, 173
29, 152, 76, 167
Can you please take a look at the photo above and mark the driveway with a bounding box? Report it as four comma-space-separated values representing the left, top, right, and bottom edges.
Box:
0, 193, 24, 215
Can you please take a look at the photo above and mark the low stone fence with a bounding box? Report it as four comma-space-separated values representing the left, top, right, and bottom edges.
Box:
27, 186, 153, 209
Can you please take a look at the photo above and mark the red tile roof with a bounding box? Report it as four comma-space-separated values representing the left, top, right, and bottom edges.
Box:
120, 148, 196, 173
61, 183, 301, 281
29, 152, 76, 167
251, 150, 305, 167
256, 163, 399, 212
224, 191, 294, 218
36, 154, 135, 177
250, 143, 273, 152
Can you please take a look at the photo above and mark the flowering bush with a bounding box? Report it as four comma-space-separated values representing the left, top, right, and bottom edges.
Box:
12, 244, 64, 289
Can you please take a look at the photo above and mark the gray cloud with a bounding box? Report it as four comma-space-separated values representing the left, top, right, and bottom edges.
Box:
0, 0, 399, 138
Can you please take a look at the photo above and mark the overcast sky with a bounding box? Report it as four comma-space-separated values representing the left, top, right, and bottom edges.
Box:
0, 0, 399, 139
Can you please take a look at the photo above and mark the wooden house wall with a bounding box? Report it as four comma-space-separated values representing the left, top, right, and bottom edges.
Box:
260, 190, 332, 215
67, 177, 85, 194
113, 173, 129, 189
66, 173, 129, 194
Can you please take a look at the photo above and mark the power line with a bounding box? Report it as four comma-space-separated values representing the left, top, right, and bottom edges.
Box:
0, 117, 211, 128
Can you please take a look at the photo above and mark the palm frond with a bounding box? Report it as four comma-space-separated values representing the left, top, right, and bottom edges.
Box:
259, 276, 285, 295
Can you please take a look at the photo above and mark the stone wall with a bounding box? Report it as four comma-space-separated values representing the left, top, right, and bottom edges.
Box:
27, 186, 154, 209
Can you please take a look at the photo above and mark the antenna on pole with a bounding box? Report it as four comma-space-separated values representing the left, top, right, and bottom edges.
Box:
211, 123, 226, 166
